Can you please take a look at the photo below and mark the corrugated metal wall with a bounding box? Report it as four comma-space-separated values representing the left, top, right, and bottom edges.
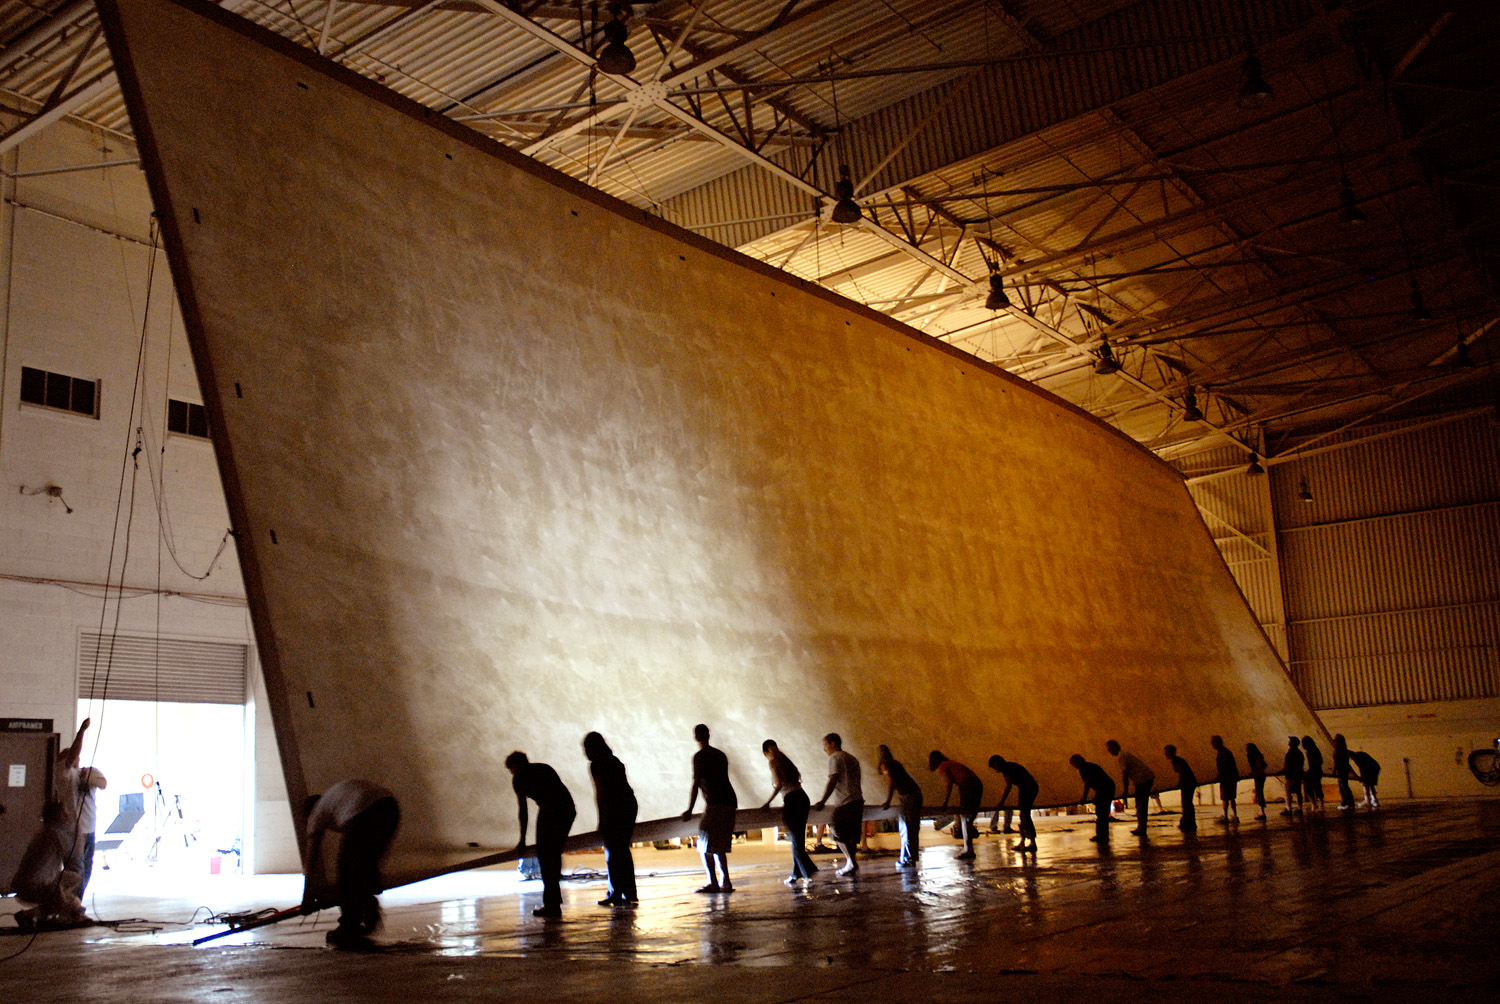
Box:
1275, 416, 1500, 710
1185, 446, 1288, 659
1184, 415, 1500, 711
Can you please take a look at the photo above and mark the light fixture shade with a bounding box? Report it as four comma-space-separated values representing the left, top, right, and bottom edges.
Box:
1411, 287, 1432, 321
984, 273, 1010, 311
1182, 389, 1204, 423
1246, 453, 1265, 477
1237, 54, 1274, 109
596, 18, 636, 75
830, 165, 862, 224
1456, 340, 1475, 367
1093, 340, 1121, 375
1339, 183, 1367, 226
1298, 480, 1313, 502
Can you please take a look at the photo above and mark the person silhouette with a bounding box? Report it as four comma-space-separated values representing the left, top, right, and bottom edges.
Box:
761, 739, 818, 884
1210, 736, 1239, 824
988, 755, 1039, 853
1245, 742, 1268, 820
1302, 736, 1326, 812
1281, 737, 1305, 816
1105, 740, 1154, 836
928, 751, 983, 859
1165, 744, 1197, 833
302, 779, 401, 948
682, 724, 737, 893
1069, 754, 1116, 843
1350, 749, 1381, 808
583, 732, 637, 907
877, 745, 923, 868
506, 751, 575, 919
1332, 734, 1356, 811
812, 734, 864, 877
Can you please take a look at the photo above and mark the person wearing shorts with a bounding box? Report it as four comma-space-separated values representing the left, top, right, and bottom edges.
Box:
1210, 735, 1240, 823
813, 733, 863, 877
929, 751, 983, 859
683, 724, 737, 893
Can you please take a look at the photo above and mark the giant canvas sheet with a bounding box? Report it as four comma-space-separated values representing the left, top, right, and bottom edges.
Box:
102, 0, 1326, 884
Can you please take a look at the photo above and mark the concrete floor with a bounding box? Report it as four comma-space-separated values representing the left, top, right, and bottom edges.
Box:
5, 800, 1500, 1002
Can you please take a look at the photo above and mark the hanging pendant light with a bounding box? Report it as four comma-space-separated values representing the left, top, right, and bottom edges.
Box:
1338, 181, 1367, 226
596, 5, 636, 76
830, 165, 862, 224
1093, 339, 1121, 375
1182, 387, 1204, 423
1298, 480, 1313, 502
1237, 53, 1274, 109
984, 272, 1010, 310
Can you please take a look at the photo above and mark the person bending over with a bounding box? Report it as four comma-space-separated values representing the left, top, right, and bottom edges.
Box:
988, 755, 1039, 853
878, 745, 923, 869
1165, 745, 1197, 833
584, 732, 638, 907
302, 779, 400, 948
507, 752, 575, 919
1105, 740, 1154, 837
928, 751, 983, 860
1069, 755, 1115, 843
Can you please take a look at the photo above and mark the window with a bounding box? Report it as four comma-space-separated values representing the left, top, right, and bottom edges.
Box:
20, 365, 98, 418
167, 398, 210, 439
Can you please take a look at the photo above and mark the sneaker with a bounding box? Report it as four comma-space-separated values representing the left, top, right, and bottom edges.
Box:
721, 884, 734, 894
1129, 828, 1147, 836
835, 863, 859, 877
532, 907, 562, 919
784, 876, 799, 886
956, 850, 976, 860
810, 844, 834, 854
598, 897, 618, 906
694, 884, 721, 894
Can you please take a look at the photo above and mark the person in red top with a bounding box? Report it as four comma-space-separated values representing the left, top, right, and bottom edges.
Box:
928, 751, 983, 860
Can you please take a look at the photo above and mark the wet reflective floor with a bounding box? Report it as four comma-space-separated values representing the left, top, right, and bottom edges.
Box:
6, 799, 1500, 1002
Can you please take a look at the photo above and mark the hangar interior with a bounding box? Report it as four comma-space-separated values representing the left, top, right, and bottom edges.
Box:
0, 0, 1498, 996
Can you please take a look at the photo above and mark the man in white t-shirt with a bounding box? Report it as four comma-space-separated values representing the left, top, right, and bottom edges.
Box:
302, 780, 400, 949
811, 733, 863, 877
72, 767, 108, 895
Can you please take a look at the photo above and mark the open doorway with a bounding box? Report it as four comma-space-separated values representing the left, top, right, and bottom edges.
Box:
75, 698, 247, 882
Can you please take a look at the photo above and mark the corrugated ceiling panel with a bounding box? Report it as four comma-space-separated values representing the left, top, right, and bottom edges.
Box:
79, 633, 247, 705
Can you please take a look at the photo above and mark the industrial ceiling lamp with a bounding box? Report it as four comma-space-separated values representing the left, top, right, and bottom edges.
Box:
1456, 339, 1475, 368
1298, 479, 1313, 502
1410, 282, 1432, 321
1093, 338, 1121, 375
1246, 453, 1265, 477
830, 165, 862, 224
1338, 180, 1367, 226
1237, 53, 1274, 109
1182, 387, 1204, 423
984, 271, 1010, 310
596, 4, 636, 76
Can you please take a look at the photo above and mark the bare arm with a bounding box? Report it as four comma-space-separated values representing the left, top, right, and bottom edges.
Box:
682, 777, 700, 820
999, 781, 1014, 807
515, 796, 530, 852
60, 718, 90, 769
813, 774, 837, 811
939, 777, 955, 810
761, 779, 783, 811
881, 769, 895, 810
81, 768, 107, 790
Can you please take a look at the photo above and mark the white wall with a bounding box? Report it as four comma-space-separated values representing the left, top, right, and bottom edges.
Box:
0, 120, 295, 870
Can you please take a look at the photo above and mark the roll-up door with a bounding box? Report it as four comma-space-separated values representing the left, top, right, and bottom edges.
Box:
78, 633, 247, 705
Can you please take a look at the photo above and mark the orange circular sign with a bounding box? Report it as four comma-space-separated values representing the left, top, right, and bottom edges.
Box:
141, 773, 154, 788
